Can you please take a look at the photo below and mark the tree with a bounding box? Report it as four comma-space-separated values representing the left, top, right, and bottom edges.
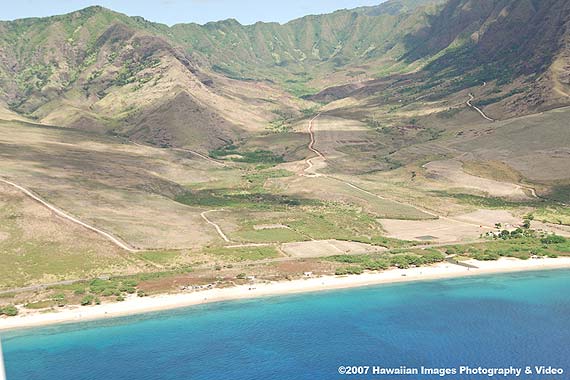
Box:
500, 230, 511, 240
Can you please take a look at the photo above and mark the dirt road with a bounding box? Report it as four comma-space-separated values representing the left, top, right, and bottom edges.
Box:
303, 113, 325, 176
0, 178, 138, 252
200, 210, 230, 242
174, 147, 227, 167
467, 93, 495, 122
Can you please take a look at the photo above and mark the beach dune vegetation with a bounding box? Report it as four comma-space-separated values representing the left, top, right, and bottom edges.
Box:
1, 304, 19, 316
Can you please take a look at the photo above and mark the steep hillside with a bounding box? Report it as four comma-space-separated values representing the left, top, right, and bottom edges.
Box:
1, 0, 569, 149
169, 0, 441, 89
0, 7, 302, 149
311, 0, 570, 119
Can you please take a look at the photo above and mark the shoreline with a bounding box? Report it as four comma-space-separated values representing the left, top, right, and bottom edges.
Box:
2, 257, 570, 332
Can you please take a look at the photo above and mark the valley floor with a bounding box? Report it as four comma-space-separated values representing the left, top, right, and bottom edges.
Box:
2, 257, 570, 331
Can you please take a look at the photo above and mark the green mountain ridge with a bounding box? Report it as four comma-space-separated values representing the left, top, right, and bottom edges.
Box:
0, 0, 569, 148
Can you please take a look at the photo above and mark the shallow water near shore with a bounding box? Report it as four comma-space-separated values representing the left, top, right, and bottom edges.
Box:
3, 270, 570, 380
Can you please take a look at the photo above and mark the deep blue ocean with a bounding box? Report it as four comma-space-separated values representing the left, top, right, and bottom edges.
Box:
3, 270, 570, 380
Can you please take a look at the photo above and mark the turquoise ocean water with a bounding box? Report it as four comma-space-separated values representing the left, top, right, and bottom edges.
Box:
3, 270, 570, 380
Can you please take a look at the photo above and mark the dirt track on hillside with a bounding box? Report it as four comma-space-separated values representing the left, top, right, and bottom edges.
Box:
0, 178, 138, 252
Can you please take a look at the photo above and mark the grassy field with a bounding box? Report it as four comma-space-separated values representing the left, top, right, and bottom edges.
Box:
0, 182, 137, 289
0, 119, 219, 250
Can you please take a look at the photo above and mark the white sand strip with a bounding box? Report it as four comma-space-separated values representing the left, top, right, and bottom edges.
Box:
2, 257, 570, 331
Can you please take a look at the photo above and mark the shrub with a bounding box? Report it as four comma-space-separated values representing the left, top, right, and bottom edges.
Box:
363, 260, 390, 271
335, 266, 364, 275
53, 293, 66, 307
1, 305, 18, 316
472, 252, 500, 261
81, 295, 95, 306
125, 287, 136, 294
541, 235, 566, 245
390, 256, 412, 269
122, 279, 138, 287
423, 251, 446, 263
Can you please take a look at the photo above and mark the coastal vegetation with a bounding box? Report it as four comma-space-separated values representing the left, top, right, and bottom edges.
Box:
329, 250, 446, 274
445, 236, 568, 261
0, 304, 18, 316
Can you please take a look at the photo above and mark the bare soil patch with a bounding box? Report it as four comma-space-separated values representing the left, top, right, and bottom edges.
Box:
282, 239, 386, 258
380, 210, 520, 243
424, 160, 529, 199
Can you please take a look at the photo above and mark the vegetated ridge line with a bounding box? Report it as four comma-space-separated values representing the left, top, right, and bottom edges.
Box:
0, 178, 138, 252
467, 93, 495, 122
200, 210, 230, 242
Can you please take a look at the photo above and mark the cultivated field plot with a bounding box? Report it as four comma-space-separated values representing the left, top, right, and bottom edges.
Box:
423, 160, 529, 199
198, 203, 390, 246
379, 210, 519, 242
379, 218, 484, 243
282, 239, 387, 258
299, 115, 383, 174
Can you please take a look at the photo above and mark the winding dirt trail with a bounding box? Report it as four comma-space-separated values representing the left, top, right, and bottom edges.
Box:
303, 113, 325, 176
467, 93, 495, 122
174, 147, 227, 167
307, 113, 325, 160
131, 140, 227, 167
200, 210, 230, 242
0, 178, 138, 252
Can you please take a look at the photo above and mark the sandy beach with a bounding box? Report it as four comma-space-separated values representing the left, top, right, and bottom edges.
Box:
2, 257, 570, 331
